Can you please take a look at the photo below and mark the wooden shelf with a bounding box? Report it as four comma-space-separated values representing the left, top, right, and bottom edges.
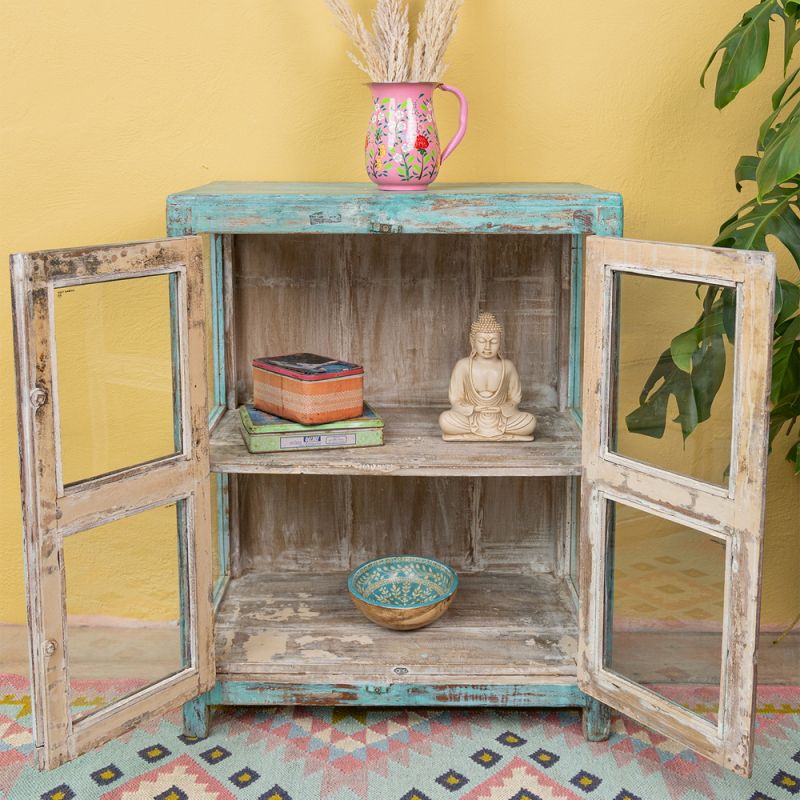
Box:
215, 571, 578, 684
209, 406, 581, 477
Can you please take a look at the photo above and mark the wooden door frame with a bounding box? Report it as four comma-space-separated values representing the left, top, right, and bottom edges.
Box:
578, 236, 775, 776
11, 237, 215, 769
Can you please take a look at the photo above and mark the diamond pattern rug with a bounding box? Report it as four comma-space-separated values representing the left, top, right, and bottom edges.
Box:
1, 674, 798, 800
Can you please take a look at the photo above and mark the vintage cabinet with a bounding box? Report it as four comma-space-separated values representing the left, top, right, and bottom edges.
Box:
11, 183, 775, 775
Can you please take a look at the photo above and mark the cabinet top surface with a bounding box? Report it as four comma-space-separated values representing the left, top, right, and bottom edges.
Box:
170, 181, 620, 200
167, 182, 623, 236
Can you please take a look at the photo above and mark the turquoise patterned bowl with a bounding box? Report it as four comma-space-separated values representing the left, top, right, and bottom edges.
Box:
347, 556, 458, 631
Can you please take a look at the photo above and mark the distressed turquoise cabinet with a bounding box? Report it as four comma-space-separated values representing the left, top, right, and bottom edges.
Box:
166, 181, 622, 749
13, 183, 775, 775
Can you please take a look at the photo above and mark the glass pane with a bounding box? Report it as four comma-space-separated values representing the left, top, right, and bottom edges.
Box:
611, 272, 735, 487
63, 502, 185, 721
54, 275, 180, 486
604, 500, 726, 723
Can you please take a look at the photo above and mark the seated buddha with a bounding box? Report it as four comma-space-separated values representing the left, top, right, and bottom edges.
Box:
439, 312, 536, 441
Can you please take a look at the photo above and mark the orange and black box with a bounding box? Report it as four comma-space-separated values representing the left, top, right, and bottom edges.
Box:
252, 353, 364, 425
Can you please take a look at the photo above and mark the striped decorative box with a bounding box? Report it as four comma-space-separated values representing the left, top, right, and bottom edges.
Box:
252, 353, 364, 425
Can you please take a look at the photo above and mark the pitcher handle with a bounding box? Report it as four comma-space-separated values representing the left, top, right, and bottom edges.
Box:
437, 83, 468, 163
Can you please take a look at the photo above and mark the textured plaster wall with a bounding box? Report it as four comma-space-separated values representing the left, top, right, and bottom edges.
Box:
0, 1, 797, 626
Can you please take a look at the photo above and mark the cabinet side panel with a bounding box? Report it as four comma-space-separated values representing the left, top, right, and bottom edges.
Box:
233, 234, 565, 407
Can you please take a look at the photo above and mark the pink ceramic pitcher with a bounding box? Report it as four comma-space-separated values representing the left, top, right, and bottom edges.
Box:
365, 82, 468, 191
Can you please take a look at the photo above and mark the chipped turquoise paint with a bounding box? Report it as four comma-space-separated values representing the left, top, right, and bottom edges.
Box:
209, 234, 226, 414
569, 234, 584, 418
205, 681, 591, 709
166, 182, 623, 236
182, 693, 209, 739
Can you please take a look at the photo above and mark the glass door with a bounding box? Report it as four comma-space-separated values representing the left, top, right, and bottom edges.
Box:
11, 236, 215, 769
578, 236, 775, 776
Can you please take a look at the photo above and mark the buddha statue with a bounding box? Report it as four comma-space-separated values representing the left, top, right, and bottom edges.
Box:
439, 312, 536, 442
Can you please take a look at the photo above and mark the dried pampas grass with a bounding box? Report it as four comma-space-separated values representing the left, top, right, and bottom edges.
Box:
410, 0, 462, 81
325, 0, 462, 82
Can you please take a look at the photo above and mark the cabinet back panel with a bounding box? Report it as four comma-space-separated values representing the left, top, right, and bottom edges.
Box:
238, 475, 561, 575
233, 234, 570, 408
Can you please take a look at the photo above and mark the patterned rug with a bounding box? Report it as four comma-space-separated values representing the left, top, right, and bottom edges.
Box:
2, 674, 799, 800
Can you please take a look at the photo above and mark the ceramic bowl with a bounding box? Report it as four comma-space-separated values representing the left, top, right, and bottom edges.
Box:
347, 555, 458, 631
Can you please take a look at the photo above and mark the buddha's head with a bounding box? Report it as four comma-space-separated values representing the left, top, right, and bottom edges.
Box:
470, 312, 503, 359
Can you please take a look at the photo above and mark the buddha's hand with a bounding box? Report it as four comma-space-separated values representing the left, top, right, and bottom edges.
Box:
481, 406, 501, 414
454, 403, 474, 416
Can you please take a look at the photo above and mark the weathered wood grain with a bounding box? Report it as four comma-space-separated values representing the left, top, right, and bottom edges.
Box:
214, 572, 579, 682
348, 477, 472, 569
233, 234, 571, 409
236, 474, 564, 575
237, 474, 353, 572
578, 236, 775, 777
210, 406, 581, 476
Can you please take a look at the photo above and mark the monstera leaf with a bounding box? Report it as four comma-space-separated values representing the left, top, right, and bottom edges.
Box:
701, 0, 779, 109
757, 67, 800, 197
626, 302, 728, 441
716, 173, 800, 263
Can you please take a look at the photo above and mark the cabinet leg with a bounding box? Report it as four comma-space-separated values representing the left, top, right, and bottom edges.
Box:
582, 698, 612, 741
183, 694, 211, 739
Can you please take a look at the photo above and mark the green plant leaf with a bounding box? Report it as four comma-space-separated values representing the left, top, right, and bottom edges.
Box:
788, 437, 800, 471
670, 328, 700, 372
757, 102, 800, 197
690, 334, 728, 422
758, 72, 800, 150
735, 155, 761, 188
722, 287, 737, 342
778, 310, 800, 343
783, 2, 800, 67
771, 318, 800, 402
701, 0, 778, 109
716, 176, 800, 264
773, 66, 800, 106
777, 279, 800, 323
626, 322, 727, 442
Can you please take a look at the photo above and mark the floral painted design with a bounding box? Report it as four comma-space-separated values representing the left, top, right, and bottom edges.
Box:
365, 90, 441, 188
349, 556, 457, 609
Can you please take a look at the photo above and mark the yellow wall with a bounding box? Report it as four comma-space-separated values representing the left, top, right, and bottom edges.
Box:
1, 1, 798, 626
